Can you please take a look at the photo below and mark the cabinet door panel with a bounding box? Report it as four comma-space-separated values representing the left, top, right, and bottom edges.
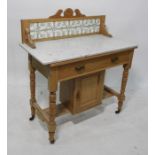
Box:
60, 71, 105, 114
80, 74, 98, 106
77, 72, 104, 112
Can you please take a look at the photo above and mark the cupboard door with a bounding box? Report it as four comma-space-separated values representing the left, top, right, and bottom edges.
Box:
76, 72, 104, 112
60, 71, 105, 114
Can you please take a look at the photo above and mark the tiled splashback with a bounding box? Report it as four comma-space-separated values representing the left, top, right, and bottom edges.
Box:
29, 18, 100, 40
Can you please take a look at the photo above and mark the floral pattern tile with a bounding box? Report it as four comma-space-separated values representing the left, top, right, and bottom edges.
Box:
30, 18, 100, 39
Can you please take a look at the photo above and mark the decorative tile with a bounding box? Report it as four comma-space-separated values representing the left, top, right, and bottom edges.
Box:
90, 19, 96, 25
29, 18, 100, 39
37, 31, 48, 39
94, 26, 100, 32
75, 27, 82, 35
95, 19, 100, 25
46, 30, 54, 37
69, 28, 78, 35
30, 31, 37, 39
87, 19, 92, 26
69, 20, 76, 27
30, 23, 38, 31
83, 19, 89, 26
55, 21, 66, 29
54, 30, 63, 37
62, 29, 68, 36
38, 23, 48, 30
64, 21, 69, 27
89, 27, 95, 33
47, 22, 54, 29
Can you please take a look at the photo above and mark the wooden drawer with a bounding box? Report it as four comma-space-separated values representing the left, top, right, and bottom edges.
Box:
58, 51, 130, 81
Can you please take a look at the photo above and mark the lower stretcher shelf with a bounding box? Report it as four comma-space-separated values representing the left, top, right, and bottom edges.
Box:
34, 85, 119, 123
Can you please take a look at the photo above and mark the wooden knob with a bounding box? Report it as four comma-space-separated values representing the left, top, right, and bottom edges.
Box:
75, 65, 85, 72
111, 57, 119, 63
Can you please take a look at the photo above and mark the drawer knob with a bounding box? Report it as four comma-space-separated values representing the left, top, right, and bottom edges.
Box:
111, 57, 119, 63
75, 65, 85, 72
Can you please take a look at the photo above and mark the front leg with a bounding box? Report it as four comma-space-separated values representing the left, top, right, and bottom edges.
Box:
48, 68, 58, 143
48, 91, 57, 143
115, 64, 130, 114
29, 55, 36, 120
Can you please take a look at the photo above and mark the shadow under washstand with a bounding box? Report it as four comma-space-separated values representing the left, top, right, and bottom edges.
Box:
36, 97, 116, 132
56, 97, 116, 125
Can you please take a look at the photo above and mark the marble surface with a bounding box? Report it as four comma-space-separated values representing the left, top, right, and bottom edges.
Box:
19, 35, 137, 65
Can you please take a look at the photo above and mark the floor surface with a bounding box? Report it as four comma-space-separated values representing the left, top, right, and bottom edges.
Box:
8, 84, 147, 155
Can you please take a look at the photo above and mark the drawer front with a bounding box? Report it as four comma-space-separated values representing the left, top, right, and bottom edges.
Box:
58, 51, 131, 80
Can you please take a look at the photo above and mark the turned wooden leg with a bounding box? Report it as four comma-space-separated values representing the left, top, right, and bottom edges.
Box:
48, 91, 57, 143
29, 56, 36, 120
116, 64, 130, 114
48, 67, 58, 143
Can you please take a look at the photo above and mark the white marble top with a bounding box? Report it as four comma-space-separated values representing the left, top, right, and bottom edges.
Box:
19, 35, 137, 65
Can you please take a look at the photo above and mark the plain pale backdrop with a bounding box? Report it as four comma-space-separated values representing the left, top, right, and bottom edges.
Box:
7, 0, 148, 155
